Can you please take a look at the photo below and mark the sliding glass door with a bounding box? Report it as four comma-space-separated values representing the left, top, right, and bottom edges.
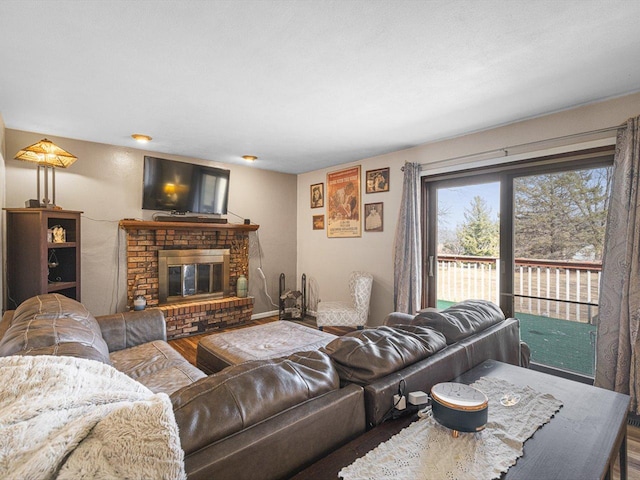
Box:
513, 167, 610, 376
423, 148, 613, 379
432, 180, 501, 310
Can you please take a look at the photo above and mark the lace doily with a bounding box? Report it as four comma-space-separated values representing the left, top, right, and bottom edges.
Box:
339, 376, 563, 480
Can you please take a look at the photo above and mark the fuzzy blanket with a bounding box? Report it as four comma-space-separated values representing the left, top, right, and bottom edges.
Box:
0, 355, 186, 480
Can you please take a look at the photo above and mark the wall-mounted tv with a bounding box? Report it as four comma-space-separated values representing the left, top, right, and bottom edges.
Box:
142, 156, 230, 215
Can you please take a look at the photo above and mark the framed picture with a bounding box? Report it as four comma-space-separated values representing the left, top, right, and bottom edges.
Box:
327, 165, 361, 238
313, 214, 325, 230
366, 167, 390, 193
364, 202, 383, 232
310, 183, 324, 208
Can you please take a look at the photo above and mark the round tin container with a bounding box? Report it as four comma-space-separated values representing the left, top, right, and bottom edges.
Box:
430, 382, 488, 437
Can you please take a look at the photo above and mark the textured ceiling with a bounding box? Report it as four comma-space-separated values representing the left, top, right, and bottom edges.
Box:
1, 0, 639, 174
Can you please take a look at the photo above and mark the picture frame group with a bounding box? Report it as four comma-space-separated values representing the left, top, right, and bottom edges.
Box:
310, 165, 389, 234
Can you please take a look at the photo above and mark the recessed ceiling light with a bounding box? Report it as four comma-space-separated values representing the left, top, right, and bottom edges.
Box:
242, 155, 258, 162
131, 134, 152, 143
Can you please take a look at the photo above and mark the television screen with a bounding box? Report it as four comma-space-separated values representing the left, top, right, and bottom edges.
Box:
142, 156, 230, 215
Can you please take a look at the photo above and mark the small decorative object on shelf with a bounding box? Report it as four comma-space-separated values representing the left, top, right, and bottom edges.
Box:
52, 225, 66, 243
133, 295, 147, 311
236, 274, 248, 298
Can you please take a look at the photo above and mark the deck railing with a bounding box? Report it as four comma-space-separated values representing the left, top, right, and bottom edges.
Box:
436, 254, 602, 323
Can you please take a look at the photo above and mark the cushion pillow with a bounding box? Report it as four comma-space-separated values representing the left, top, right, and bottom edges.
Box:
0, 294, 111, 364
411, 299, 505, 345
322, 325, 447, 385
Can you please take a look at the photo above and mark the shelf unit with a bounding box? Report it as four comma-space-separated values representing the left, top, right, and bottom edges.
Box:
4, 208, 82, 309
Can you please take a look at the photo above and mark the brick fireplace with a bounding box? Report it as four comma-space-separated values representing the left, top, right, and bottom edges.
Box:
119, 219, 258, 339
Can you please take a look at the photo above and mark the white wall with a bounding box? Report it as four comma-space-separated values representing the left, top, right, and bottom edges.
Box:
4, 130, 297, 316
297, 92, 640, 327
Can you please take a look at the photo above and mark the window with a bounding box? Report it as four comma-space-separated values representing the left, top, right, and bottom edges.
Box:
423, 147, 613, 379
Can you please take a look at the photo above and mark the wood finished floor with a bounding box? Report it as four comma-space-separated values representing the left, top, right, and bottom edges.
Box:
168, 317, 640, 480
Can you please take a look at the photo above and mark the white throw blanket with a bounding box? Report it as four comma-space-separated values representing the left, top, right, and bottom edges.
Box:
0, 355, 186, 480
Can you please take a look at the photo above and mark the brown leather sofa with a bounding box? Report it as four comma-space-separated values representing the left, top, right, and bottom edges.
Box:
322, 299, 524, 427
0, 294, 366, 480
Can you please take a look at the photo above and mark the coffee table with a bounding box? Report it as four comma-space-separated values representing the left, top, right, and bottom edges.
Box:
293, 359, 630, 480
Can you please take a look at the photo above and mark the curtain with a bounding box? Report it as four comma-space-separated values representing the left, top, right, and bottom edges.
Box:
393, 162, 422, 314
595, 116, 640, 413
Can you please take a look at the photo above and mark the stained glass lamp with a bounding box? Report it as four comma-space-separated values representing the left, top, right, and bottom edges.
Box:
14, 138, 77, 208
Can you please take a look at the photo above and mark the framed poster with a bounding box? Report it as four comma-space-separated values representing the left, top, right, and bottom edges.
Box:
313, 214, 325, 230
310, 183, 324, 208
327, 165, 361, 238
365, 167, 390, 193
364, 202, 383, 232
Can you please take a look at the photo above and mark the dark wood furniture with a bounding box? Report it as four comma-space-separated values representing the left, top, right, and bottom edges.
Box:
4, 208, 82, 308
118, 219, 259, 231
294, 359, 630, 480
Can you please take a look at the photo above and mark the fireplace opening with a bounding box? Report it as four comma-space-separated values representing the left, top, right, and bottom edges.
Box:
159, 249, 230, 304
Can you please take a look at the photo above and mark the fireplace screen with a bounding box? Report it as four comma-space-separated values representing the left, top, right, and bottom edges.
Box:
159, 249, 230, 304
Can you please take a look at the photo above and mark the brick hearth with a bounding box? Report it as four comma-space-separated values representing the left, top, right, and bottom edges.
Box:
119, 220, 259, 339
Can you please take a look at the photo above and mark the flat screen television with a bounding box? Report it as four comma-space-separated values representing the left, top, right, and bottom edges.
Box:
142, 156, 230, 215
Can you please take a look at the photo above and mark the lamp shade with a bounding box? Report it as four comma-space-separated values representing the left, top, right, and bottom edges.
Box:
14, 138, 77, 168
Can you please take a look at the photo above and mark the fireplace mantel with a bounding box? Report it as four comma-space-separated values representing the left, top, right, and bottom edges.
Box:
119, 219, 259, 232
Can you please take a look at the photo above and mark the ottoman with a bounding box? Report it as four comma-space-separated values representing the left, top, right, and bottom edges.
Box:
196, 321, 338, 373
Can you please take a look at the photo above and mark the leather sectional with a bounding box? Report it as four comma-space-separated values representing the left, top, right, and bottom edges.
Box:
0, 294, 524, 479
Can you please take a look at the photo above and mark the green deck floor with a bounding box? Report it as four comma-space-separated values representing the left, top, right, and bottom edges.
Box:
437, 300, 596, 376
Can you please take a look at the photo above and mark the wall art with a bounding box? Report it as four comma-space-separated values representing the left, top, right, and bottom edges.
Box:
310, 182, 324, 208
365, 167, 389, 193
364, 202, 383, 232
327, 165, 361, 238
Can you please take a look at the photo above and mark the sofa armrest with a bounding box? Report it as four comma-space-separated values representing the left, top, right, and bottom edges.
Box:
96, 309, 166, 352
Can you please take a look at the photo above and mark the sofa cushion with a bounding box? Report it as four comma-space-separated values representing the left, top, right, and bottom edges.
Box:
0, 294, 111, 365
110, 340, 206, 395
322, 325, 447, 386
411, 300, 505, 344
171, 350, 339, 455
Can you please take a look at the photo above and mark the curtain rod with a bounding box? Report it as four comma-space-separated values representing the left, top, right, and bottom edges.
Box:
402, 124, 625, 171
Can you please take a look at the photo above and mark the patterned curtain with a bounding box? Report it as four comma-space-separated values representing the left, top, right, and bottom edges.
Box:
595, 116, 640, 413
393, 162, 422, 313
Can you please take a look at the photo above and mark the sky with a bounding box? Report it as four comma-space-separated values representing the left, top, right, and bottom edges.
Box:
437, 182, 500, 231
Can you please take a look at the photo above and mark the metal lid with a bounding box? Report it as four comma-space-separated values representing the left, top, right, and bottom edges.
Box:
431, 382, 488, 411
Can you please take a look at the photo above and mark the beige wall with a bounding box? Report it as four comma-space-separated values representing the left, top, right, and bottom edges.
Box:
3, 130, 297, 316
297, 92, 640, 327
3, 92, 640, 321
0, 114, 5, 306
